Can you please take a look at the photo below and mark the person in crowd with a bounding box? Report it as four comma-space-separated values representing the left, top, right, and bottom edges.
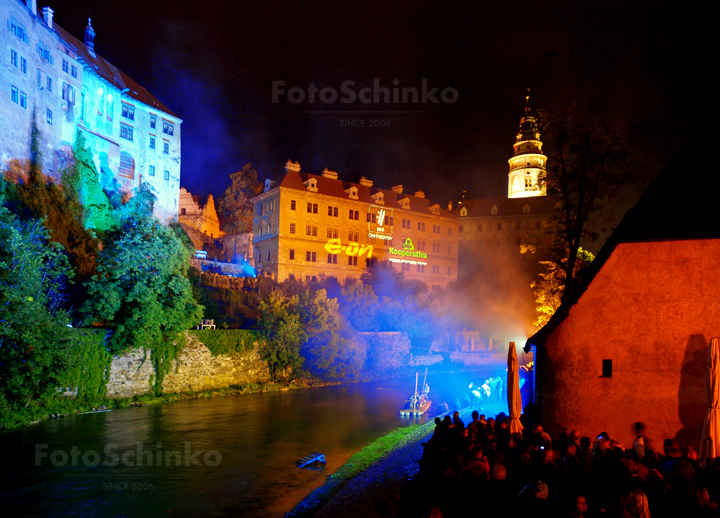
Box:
623, 489, 652, 518
533, 423, 552, 450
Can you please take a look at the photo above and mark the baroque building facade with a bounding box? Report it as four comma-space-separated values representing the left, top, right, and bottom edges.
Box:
252, 161, 459, 289
1, 0, 181, 223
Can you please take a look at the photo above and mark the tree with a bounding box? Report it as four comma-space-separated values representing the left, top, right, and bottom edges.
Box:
540, 108, 629, 304
218, 163, 262, 234
257, 289, 306, 381
0, 196, 73, 417
82, 186, 202, 393
297, 289, 363, 380
531, 247, 594, 327
15, 125, 100, 281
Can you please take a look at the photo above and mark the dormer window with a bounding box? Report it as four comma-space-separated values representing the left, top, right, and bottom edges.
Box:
491, 205, 498, 215
523, 204, 530, 214
429, 204, 441, 216
371, 192, 385, 205
399, 197, 410, 209
264, 179, 275, 192
460, 207, 468, 217
305, 178, 318, 192
346, 186, 358, 200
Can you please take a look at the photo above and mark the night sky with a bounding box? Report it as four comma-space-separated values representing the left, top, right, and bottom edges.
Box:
46, 0, 706, 206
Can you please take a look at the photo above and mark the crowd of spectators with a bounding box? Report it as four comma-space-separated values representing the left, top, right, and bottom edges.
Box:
386, 406, 720, 518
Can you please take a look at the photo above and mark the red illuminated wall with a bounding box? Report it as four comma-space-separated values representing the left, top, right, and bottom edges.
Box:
537, 239, 720, 449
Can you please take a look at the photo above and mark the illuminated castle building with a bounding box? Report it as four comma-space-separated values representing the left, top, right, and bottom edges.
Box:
252, 161, 459, 288
454, 97, 553, 256
178, 188, 223, 239
1, 1, 181, 223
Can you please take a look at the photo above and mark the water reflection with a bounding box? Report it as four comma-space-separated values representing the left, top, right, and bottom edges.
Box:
1, 369, 505, 517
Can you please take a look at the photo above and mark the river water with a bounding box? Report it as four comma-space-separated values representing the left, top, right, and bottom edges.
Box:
1, 369, 505, 518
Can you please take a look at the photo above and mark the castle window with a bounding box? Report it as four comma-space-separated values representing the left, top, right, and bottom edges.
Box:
119, 152, 135, 179
149, 165, 155, 177
48, 76, 52, 92
163, 121, 174, 135
491, 205, 498, 215
163, 141, 169, 154
289, 250, 295, 260
120, 124, 133, 141
37, 42, 51, 63
62, 83, 76, 103
164, 170, 170, 181
19, 91, 26, 108
290, 199, 296, 210
180, 208, 186, 215
150, 115, 156, 129
306, 251, 317, 262
46, 109, 52, 125
62, 59, 69, 73
11, 86, 18, 104
327, 228, 338, 239
523, 204, 530, 213
71, 65, 78, 78
121, 103, 135, 120
348, 256, 358, 266
327, 254, 338, 264
9, 17, 28, 43
149, 137, 155, 149
289, 223, 296, 234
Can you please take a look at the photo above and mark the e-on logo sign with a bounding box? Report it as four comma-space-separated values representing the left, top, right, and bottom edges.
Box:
324, 238, 374, 259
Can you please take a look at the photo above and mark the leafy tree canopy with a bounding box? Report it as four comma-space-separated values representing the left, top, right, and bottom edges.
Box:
219, 163, 262, 234
0, 195, 73, 415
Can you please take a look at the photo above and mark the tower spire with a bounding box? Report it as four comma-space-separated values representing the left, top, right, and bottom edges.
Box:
507, 92, 547, 199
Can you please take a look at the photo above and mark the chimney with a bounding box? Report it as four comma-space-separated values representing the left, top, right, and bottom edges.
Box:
41, 6, 54, 28
391, 185, 403, 194
321, 168, 338, 180
359, 176, 373, 187
285, 160, 301, 173
414, 190, 425, 198
84, 18, 96, 55
27, 1, 37, 15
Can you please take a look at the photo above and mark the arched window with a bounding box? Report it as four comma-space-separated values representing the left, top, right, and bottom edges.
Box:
119, 151, 135, 179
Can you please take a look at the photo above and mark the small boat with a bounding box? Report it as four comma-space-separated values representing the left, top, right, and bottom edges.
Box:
399, 369, 431, 416
295, 452, 326, 468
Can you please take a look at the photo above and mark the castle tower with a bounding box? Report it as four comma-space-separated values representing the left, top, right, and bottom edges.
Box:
508, 94, 547, 198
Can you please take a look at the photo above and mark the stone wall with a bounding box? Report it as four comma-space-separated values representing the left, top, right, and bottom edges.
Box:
106, 349, 155, 398
162, 333, 270, 393
105, 333, 270, 398
358, 332, 412, 375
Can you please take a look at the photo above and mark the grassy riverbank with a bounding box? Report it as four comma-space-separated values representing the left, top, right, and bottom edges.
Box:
288, 420, 435, 518
0, 377, 336, 430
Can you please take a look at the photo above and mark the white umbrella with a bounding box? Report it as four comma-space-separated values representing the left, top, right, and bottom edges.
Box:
507, 342, 524, 435
700, 338, 720, 467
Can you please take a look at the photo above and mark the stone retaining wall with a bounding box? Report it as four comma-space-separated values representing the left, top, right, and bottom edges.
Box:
105, 333, 270, 398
